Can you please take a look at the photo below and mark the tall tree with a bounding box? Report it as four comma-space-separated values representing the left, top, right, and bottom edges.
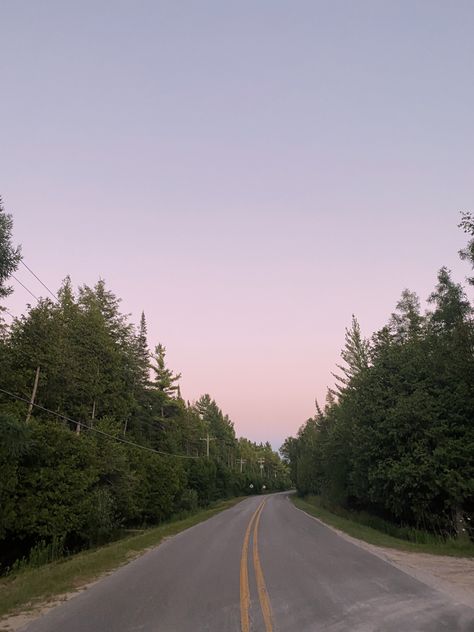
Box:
427, 267, 471, 332
459, 211, 474, 284
0, 196, 21, 300
332, 315, 370, 396
152, 343, 181, 396
389, 289, 424, 342
135, 311, 150, 388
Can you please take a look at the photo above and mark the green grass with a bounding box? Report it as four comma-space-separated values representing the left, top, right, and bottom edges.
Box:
0, 497, 244, 620
292, 495, 474, 558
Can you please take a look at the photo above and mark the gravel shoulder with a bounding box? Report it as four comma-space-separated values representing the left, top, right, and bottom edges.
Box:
292, 501, 474, 609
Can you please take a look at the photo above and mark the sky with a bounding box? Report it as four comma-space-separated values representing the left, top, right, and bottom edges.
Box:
1, 1, 473, 450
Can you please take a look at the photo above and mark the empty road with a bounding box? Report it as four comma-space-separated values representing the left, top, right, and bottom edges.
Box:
22, 493, 474, 632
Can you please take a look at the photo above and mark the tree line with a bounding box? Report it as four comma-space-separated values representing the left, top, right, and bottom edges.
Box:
282, 214, 474, 540
0, 198, 289, 572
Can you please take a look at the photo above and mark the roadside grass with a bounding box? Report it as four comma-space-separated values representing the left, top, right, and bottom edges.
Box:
0, 497, 244, 620
292, 495, 474, 558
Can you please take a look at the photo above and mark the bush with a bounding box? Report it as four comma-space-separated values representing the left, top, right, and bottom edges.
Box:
84, 487, 119, 545
178, 488, 199, 512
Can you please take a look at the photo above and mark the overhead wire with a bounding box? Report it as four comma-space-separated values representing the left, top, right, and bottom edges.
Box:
20, 260, 59, 302
0, 387, 200, 460
7, 266, 204, 456
11, 274, 40, 302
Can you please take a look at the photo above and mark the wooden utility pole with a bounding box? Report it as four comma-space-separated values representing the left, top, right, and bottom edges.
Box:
236, 458, 247, 473
257, 457, 265, 475
26, 366, 40, 423
200, 432, 215, 458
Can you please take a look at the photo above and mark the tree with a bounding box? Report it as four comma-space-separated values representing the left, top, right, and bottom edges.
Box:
152, 344, 181, 396
135, 312, 150, 388
194, 394, 236, 460
0, 196, 21, 300
0, 413, 31, 539
331, 315, 370, 396
284, 223, 474, 537
0, 267, 290, 570
389, 289, 424, 342
459, 211, 474, 285
427, 267, 471, 332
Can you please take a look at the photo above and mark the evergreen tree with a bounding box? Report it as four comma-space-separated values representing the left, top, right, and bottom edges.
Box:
152, 343, 181, 396
135, 311, 150, 388
283, 218, 474, 537
427, 267, 471, 332
389, 289, 424, 342
332, 315, 370, 396
459, 211, 474, 284
0, 196, 21, 300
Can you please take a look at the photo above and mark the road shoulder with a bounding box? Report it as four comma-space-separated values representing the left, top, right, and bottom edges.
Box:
290, 496, 474, 610
0, 497, 245, 632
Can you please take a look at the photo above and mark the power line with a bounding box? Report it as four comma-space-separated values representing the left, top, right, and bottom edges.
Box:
0, 387, 200, 460
20, 260, 59, 302
11, 275, 40, 302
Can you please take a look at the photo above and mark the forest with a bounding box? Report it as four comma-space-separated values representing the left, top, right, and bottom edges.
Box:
282, 213, 474, 541
0, 198, 289, 572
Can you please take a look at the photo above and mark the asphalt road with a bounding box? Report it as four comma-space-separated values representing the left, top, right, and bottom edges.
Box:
22, 493, 474, 632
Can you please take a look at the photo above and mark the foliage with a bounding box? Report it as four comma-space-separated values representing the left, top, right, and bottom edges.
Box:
0, 498, 244, 618
0, 196, 21, 300
0, 207, 289, 571
283, 215, 474, 541
292, 496, 474, 557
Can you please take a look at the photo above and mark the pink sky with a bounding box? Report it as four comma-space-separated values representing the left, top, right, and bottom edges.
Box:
1, 2, 473, 449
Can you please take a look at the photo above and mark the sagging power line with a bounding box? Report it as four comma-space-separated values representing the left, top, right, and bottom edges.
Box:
0, 387, 200, 460
20, 260, 59, 302
11, 274, 40, 302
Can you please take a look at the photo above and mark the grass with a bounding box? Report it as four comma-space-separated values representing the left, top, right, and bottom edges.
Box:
291, 495, 474, 558
0, 497, 244, 621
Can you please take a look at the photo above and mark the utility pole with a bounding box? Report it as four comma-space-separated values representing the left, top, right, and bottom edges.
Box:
123, 415, 130, 437
236, 458, 246, 473
257, 457, 265, 475
26, 366, 40, 423
91, 365, 99, 426
200, 432, 215, 458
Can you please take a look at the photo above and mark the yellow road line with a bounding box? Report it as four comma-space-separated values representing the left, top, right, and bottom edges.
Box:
240, 500, 265, 632
240, 499, 274, 632
252, 500, 273, 632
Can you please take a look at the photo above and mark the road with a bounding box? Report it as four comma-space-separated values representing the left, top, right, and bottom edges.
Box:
22, 493, 474, 632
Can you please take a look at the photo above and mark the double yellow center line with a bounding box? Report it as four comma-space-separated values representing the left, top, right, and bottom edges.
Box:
240, 499, 273, 632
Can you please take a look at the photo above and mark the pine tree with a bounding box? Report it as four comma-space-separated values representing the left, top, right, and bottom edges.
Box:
331, 315, 370, 396
135, 311, 150, 388
389, 289, 424, 342
0, 196, 21, 301
427, 267, 471, 332
459, 211, 474, 285
152, 343, 181, 396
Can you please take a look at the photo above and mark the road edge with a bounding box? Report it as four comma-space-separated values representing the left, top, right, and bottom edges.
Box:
0, 497, 247, 632
288, 494, 474, 610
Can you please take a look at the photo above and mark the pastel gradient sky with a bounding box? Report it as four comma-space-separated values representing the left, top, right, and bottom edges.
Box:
1, 1, 473, 449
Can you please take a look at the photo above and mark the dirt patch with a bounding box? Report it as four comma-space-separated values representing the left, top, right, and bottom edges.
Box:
0, 579, 99, 632
374, 548, 474, 605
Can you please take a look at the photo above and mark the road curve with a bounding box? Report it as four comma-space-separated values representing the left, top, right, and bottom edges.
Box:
21, 493, 474, 632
